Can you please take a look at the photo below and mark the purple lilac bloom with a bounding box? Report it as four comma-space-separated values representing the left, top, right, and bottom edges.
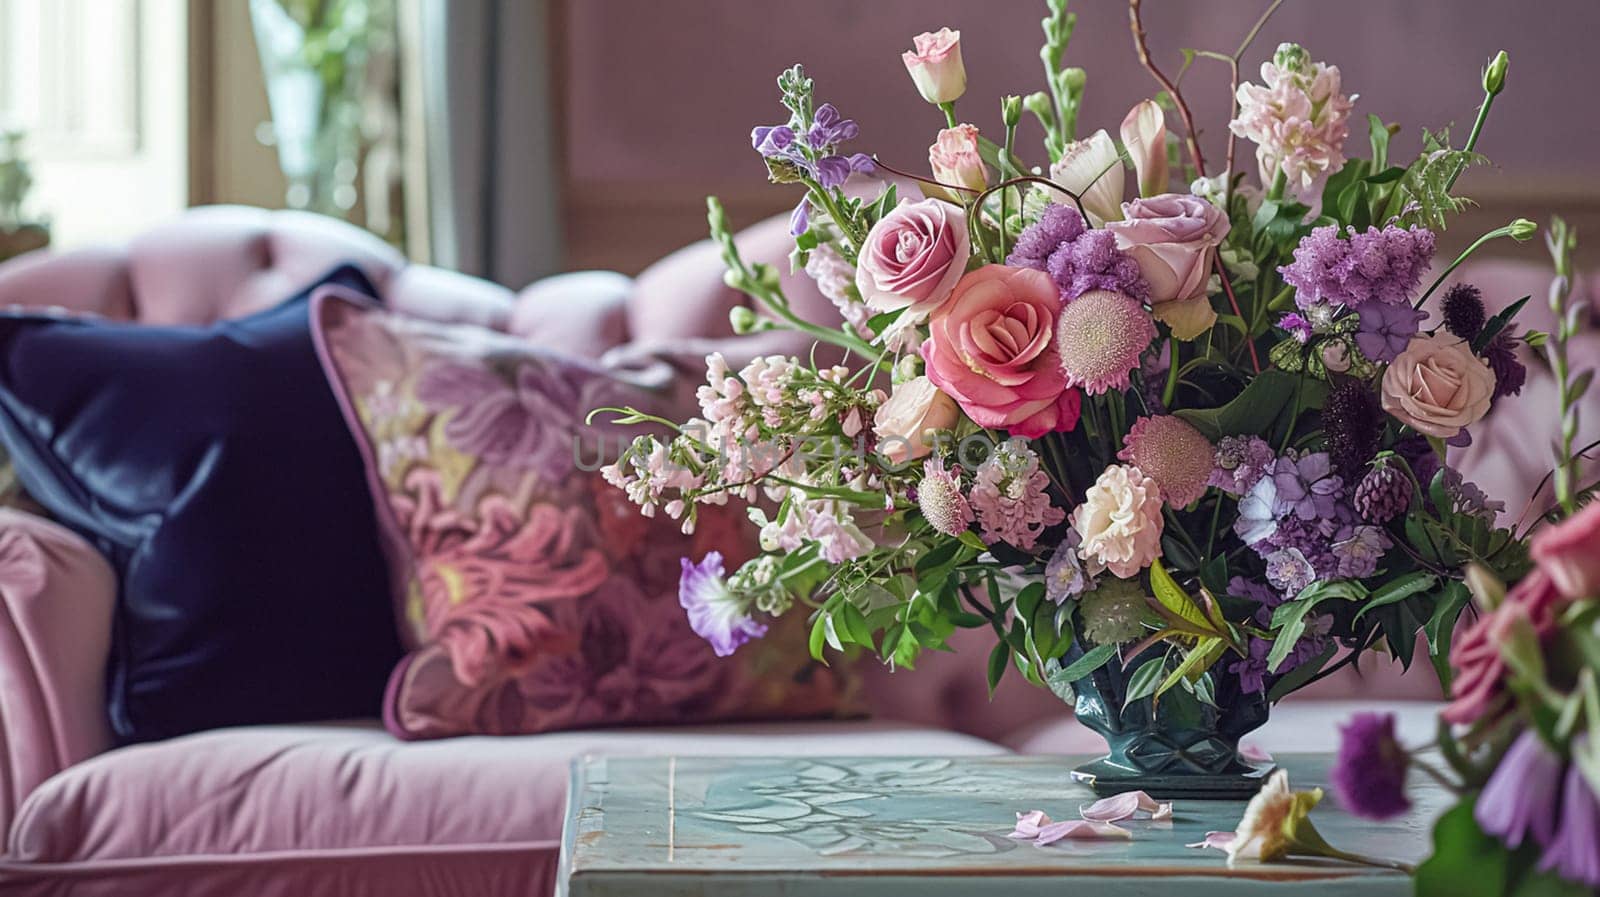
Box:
1209, 436, 1277, 495
1331, 712, 1412, 820
1280, 223, 1436, 310
1354, 300, 1427, 363
1332, 525, 1391, 579
1007, 204, 1148, 302
1271, 452, 1345, 521
1477, 730, 1564, 850
1229, 576, 1283, 626
678, 552, 766, 657
1264, 547, 1316, 595
1537, 736, 1600, 888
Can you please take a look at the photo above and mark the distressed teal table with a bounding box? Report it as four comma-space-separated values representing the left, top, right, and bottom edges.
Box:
556, 754, 1444, 896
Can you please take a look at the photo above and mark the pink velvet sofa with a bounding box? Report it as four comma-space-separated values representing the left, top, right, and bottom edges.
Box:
0, 206, 1587, 897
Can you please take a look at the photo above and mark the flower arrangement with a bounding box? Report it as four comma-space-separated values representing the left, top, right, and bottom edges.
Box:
598, 0, 1548, 790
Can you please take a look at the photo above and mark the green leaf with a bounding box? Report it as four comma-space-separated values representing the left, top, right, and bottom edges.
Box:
1357, 571, 1438, 619
1123, 659, 1166, 709
1148, 562, 1213, 633
958, 531, 989, 552
986, 639, 1009, 696
1174, 370, 1300, 440
1045, 644, 1117, 696
1368, 113, 1391, 169
1266, 581, 1367, 672
1413, 797, 1515, 897
836, 601, 875, 649
1156, 637, 1226, 698
1426, 581, 1471, 690
808, 613, 830, 664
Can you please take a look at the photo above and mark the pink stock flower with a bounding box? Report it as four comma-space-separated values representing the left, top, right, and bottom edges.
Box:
902, 28, 966, 105
1229, 43, 1355, 194
1380, 334, 1497, 439
855, 199, 970, 319
1073, 464, 1164, 578
1530, 500, 1600, 600
969, 438, 1064, 551
921, 265, 1083, 438
929, 123, 986, 192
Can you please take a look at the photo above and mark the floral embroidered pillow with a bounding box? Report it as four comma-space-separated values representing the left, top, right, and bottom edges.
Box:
310, 288, 849, 738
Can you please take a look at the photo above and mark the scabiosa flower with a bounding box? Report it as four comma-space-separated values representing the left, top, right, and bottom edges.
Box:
1476, 730, 1563, 851
919, 454, 974, 537
1279, 224, 1435, 310
1322, 377, 1384, 480
1055, 290, 1158, 395
1331, 712, 1411, 820
1441, 283, 1486, 341
1077, 576, 1148, 645
1229, 43, 1356, 194
1007, 205, 1148, 302
1353, 463, 1410, 524
1483, 332, 1527, 399
1118, 415, 1216, 507
969, 439, 1064, 550
679, 552, 767, 657
1537, 736, 1600, 888
1209, 435, 1277, 495
1354, 300, 1426, 364
1045, 530, 1095, 604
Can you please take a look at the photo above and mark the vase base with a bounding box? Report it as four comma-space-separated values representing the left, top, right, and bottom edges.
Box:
1070, 757, 1277, 800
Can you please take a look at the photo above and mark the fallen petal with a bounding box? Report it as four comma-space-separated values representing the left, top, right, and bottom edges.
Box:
1034, 819, 1133, 845
1010, 810, 1052, 839
1150, 802, 1173, 822
1080, 790, 1169, 822
1240, 743, 1273, 763
1186, 831, 1236, 850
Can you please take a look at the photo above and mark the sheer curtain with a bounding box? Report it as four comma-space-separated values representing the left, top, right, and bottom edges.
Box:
418, 0, 562, 286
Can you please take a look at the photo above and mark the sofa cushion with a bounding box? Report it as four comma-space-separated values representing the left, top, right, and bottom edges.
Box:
0, 266, 403, 744
8, 720, 1003, 864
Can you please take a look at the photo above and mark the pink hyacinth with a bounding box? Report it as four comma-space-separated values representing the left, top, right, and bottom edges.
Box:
969, 439, 1064, 551
1229, 43, 1355, 194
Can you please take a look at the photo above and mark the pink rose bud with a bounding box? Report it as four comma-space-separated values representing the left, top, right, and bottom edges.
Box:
929, 123, 987, 192
1531, 501, 1600, 600
902, 28, 966, 105
872, 376, 959, 464
1120, 100, 1170, 197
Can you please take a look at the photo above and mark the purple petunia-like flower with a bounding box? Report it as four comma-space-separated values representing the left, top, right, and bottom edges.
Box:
1280, 223, 1436, 310
1007, 204, 1148, 302
1209, 435, 1277, 496
678, 552, 767, 657
752, 103, 875, 226
806, 103, 859, 149
1331, 712, 1412, 820
1476, 730, 1564, 851
1355, 300, 1427, 363
1537, 736, 1600, 888
1271, 452, 1345, 521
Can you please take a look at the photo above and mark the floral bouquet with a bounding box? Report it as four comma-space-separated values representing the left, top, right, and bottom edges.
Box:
599, 0, 1544, 795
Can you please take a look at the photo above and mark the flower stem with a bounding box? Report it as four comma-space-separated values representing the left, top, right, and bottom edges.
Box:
1413, 222, 1520, 310
1446, 87, 1497, 192
1162, 335, 1180, 407
939, 102, 958, 129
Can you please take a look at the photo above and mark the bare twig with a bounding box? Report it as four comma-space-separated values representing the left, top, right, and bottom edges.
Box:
1215, 255, 1261, 373
1225, 0, 1286, 187
1128, 0, 1206, 177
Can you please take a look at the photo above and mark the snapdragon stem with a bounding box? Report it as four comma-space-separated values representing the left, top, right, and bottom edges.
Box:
1413, 223, 1520, 310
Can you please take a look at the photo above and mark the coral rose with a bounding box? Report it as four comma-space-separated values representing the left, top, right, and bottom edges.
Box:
921, 265, 1082, 439
1380, 334, 1496, 439
1073, 463, 1164, 578
856, 198, 970, 319
873, 375, 959, 465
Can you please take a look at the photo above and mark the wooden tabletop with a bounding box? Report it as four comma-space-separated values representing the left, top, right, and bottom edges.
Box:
556, 753, 1444, 896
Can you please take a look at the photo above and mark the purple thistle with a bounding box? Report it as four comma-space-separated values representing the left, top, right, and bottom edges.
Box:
1484, 332, 1527, 399
1280, 223, 1435, 310
1331, 712, 1412, 820
678, 552, 766, 657
1441, 283, 1487, 340
1477, 731, 1564, 850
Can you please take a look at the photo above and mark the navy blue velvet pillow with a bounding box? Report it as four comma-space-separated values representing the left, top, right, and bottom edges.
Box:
0, 266, 402, 743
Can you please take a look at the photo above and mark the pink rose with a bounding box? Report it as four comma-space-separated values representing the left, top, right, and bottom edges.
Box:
1531, 501, 1600, 600
856, 198, 970, 318
873, 376, 959, 465
921, 265, 1082, 439
1073, 463, 1164, 578
1105, 194, 1230, 315
902, 28, 966, 105
1380, 334, 1496, 439
1442, 567, 1567, 726
930, 123, 986, 192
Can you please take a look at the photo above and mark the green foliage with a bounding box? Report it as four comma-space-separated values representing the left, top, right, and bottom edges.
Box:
1386, 129, 1488, 230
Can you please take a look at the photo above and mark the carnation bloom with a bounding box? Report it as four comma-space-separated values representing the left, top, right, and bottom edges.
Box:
1073, 464, 1164, 578
1228, 43, 1355, 194
1331, 712, 1411, 820
1117, 415, 1216, 507
969, 438, 1064, 550
679, 552, 766, 657
1476, 730, 1563, 851
1055, 290, 1157, 395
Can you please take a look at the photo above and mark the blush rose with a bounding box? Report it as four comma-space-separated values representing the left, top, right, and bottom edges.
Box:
855, 198, 970, 319
1380, 334, 1497, 439
873, 375, 959, 465
1105, 193, 1230, 339
920, 265, 1082, 439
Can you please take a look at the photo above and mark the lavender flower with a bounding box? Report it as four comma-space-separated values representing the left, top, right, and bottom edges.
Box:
1537, 737, 1600, 888
1270, 452, 1345, 521
1280, 224, 1436, 310
1331, 712, 1411, 820
805, 103, 859, 148
1476, 730, 1563, 850
1045, 530, 1095, 604
1354, 300, 1426, 363
1008, 204, 1148, 302
1210, 436, 1277, 496
1264, 547, 1315, 594
679, 552, 767, 657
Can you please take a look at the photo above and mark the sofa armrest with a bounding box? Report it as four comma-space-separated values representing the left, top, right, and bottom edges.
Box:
0, 509, 115, 838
